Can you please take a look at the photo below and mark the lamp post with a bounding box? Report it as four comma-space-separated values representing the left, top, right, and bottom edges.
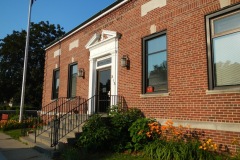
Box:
19, 0, 34, 122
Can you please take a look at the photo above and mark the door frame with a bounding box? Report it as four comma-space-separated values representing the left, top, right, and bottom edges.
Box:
86, 30, 120, 114
96, 67, 111, 112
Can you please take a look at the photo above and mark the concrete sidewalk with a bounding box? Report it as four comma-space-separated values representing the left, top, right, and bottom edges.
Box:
0, 132, 52, 160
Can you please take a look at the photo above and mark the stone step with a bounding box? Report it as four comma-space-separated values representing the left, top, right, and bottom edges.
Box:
20, 135, 62, 159
28, 120, 85, 147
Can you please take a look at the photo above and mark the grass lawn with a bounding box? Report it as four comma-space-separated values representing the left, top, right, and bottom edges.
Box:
61, 148, 149, 160
0, 129, 22, 140
98, 153, 148, 160
83, 152, 148, 160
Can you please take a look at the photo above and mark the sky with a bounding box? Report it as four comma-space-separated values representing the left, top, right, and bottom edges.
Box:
0, 0, 116, 40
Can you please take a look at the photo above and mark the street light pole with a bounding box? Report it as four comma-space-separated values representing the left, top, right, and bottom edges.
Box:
19, 0, 33, 123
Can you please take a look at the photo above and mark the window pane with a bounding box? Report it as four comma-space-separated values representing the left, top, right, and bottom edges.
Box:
71, 76, 77, 97
52, 70, 59, 99
214, 11, 240, 35
55, 71, 59, 96
97, 58, 111, 67
147, 35, 166, 54
147, 51, 167, 92
213, 32, 240, 86
69, 64, 77, 97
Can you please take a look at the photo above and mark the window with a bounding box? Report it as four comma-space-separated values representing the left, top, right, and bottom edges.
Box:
52, 69, 59, 99
206, 5, 240, 90
142, 31, 168, 93
68, 63, 77, 98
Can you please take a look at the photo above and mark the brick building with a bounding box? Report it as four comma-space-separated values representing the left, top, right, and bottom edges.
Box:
43, 0, 240, 151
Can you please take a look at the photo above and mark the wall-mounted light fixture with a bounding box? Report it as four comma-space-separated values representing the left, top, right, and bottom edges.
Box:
121, 55, 129, 68
78, 68, 85, 78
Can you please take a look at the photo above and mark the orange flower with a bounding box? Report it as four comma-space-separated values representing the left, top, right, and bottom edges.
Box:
161, 126, 167, 130
146, 132, 151, 138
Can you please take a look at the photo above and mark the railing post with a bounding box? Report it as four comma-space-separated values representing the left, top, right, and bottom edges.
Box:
34, 117, 37, 143
52, 114, 59, 149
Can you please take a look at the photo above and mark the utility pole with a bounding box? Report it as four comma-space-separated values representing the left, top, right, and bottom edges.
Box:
19, 0, 34, 122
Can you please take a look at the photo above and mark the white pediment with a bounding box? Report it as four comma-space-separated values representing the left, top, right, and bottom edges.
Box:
85, 30, 119, 49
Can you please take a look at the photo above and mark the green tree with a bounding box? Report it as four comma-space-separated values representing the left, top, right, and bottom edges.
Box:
0, 21, 65, 109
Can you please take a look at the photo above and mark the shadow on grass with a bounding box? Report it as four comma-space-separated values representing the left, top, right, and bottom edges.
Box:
60, 147, 148, 160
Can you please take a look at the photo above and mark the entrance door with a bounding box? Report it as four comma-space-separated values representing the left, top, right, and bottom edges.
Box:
96, 68, 111, 112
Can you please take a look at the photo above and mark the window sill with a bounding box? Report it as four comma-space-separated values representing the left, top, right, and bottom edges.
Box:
206, 88, 240, 95
140, 92, 169, 98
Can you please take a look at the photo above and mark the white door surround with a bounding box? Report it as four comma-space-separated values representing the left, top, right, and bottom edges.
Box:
85, 30, 121, 112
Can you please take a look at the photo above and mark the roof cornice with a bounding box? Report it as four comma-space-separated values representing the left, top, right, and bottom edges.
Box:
45, 0, 129, 50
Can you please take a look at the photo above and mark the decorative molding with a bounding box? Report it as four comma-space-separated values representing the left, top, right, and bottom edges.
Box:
150, 24, 157, 34
69, 39, 79, 51
85, 30, 119, 49
86, 30, 120, 105
141, 0, 167, 16
45, 0, 129, 50
219, 0, 230, 8
54, 49, 61, 58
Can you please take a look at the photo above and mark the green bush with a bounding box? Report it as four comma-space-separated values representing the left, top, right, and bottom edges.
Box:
62, 147, 81, 160
127, 118, 158, 151
110, 108, 144, 152
77, 114, 111, 151
77, 108, 144, 152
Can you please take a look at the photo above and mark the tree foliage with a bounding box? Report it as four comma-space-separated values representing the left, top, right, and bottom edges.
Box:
0, 21, 65, 109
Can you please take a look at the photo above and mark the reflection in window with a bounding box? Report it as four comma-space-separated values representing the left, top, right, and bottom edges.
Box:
213, 32, 240, 86
209, 10, 240, 88
68, 64, 77, 98
97, 58, 111, 67
143, 32, 167, 93
52, 69, 59, 99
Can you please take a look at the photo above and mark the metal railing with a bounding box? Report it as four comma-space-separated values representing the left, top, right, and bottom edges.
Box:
35, 96, 83, 142
41, 97, 68, 114
50, 95, 127, 147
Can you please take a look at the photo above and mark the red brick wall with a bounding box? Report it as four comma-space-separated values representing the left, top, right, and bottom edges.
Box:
43, 0, 240, 151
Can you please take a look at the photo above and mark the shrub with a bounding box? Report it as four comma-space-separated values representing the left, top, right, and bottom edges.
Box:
110, 108, 144, 152
77, 108, 144, 152
128, 118, 160, 151
62, 147, 80, 160
77, 114, 111, 151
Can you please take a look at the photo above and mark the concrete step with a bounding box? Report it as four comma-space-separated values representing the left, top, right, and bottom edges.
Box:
24, 112, 89, 155
19, 136, 60, 159
28, 120, 85, 147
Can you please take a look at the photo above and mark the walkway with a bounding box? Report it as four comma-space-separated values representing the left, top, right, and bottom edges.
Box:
0, 132, 52, 160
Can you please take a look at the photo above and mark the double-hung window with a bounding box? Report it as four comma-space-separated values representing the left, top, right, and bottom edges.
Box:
206, 5, 240, 90
142, 31, 168, 93
52, 69, 60, 100
68, 63, 77, 98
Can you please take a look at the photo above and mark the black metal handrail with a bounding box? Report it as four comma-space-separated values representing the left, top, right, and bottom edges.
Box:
41, 97, 68, 114
35, 96, 82, 142
50, 95, 127, 147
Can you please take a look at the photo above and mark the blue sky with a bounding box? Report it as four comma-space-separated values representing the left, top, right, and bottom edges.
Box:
0, 0, 115, 39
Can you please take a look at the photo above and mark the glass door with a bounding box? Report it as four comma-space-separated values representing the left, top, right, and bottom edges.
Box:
96, 68, 111, 112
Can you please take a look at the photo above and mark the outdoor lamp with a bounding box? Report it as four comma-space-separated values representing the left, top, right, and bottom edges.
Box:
78, 68, 85, 78
121, 55, 129, 68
